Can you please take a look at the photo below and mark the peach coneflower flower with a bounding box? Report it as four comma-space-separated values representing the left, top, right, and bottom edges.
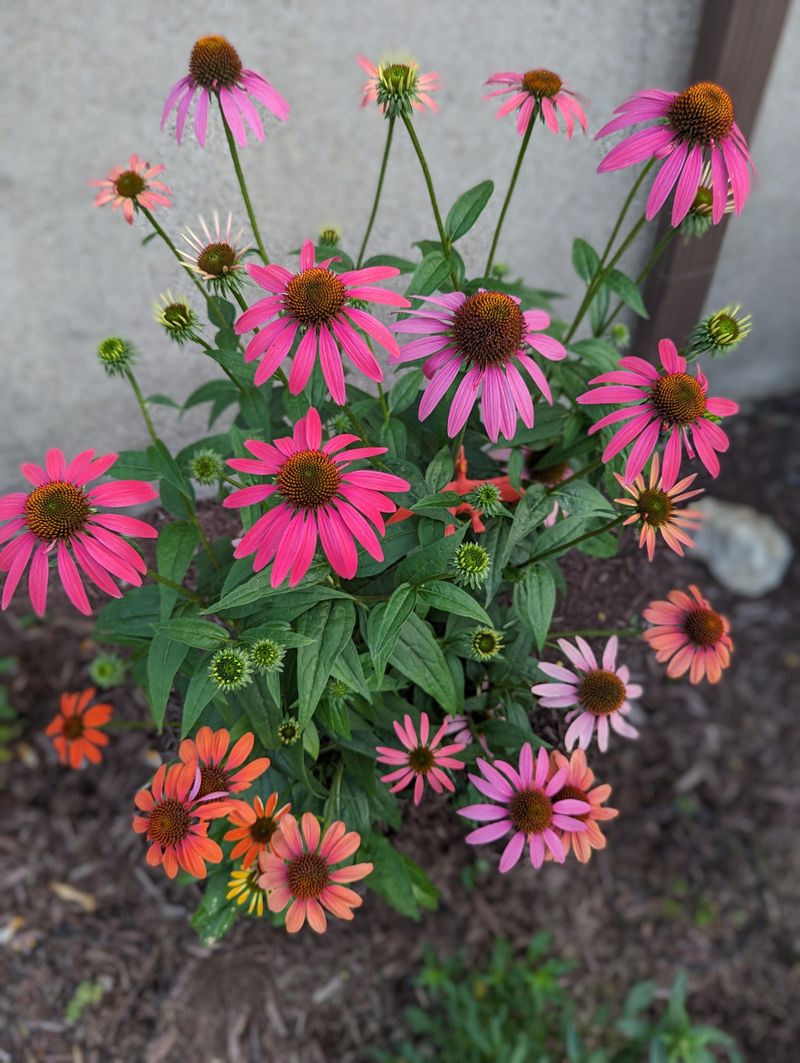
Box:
258, 813, 373, 934
596, 81, 754, 226
132, 761, 230, 879
546, 749, 618, 863
614, 452, 704, 559
643, 584, 732, 684
234, 240, 408, 400
162, 34, 289, 147
224, 407, 410, 587
178, 212, 250, 293
46, 689, 112, 769
91, 154, 171, 225
485, 69, 587, 138
178, 726, 270, 801
357, 55, 440, 118
392, 290, 565, 443
577, 338, 739, 489
0, 447, 157, 617
532, 636, 642, 753
376, 712, 466, 805
223, 792, 291, 868
458, 744, 590, 870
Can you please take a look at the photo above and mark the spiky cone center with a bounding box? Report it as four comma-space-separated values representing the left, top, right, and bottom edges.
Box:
471, 628, 503, 661
277, 449, 341, 509
408, 745, 435, 774
378, 62, 419, 96
286, 852, 329, 899
62, 716, 85, 740
210, 649, 252, 690
649, 372, 707, 426
163, 301, 194, 330
522, 68, 563, 98
25, 481, 91, 542
197, 763, 230, 799
250, 639, 284, 671
635, 487, 674, 528
278, 720, 301, 745
189, 35, 242, 90
147, 798, 192, 847
452, 291, 526, 369
683, 607, 724, 647
251, 815, 280, 844
189, 451, 224, 485
98, 337, 134, 373
667, 82, 734, 146
553, 783, 589, 820
454, 543, 491, 586
690, 186, 715, 216
284, 268, 347, 326
114, 170, 146, 199
509, 788, 553, 835
197, 242, 239, 278
707, 312, 744, 348
578, 669, 626, 716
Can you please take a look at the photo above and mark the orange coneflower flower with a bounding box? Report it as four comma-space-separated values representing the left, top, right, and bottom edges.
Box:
223, 792, 291, 868
614, 452, 704, 560
178, 725, 270, 800
45, 689, 112, 769
547, 749, 619, 863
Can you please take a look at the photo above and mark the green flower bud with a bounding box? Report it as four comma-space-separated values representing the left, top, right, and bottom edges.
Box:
89, 652, 126, 689
468, 626, 504, 663
248, 638, 286, 674
278, 718, 301, 746
97, 336, 136, 376
469, 482, 504, 517
154, 291, 200, 345
687, 305, 752, 360
188, 448, 225, 486
452, 542, 491, 589
209, 647, 253, 692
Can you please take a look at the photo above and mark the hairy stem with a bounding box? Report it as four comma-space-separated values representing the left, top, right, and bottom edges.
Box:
484, 113, 535, 277
357, 117, 396, 268
219, 101, 269, 265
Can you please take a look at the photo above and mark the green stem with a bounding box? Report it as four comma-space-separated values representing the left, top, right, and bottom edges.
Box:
146, 568, 205, 606
139, 205, 209, 305
401, 113, 460, 289
512, 513, 626, 574
190, 332, 245, 392
357, 117, 395, 268
599, 226, 678, 334
377, 382, 390, 421
484, 113, 535, 277
125, 369, 159, 446
219, 101, 269, 265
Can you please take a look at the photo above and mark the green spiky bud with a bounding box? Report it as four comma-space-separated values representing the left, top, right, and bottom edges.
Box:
468, 626, 504, 663
375, 60, 424, 119
89, 652, 126, 689
188, 448, 225, 486
469, 482, 504, 517
248, 638, 286, 674
319, 226, 340, 247
452, 542, 491, 589
278, 718, 301, 746
97, 336, 136, 376
687, 305, 752, 360
154, 291, 200, 345
611, 323, 630, 350
209, 647, 253, 692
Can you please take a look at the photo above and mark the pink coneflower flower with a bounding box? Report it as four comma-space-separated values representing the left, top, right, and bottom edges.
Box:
357, 55, 440, 117
376, 712, 466, 805
546, 749, 618, 863
178, 725, 270, 801
224, 407, 409, 587
132, 761, 230, 879
596, 81, 754, 226
162, 34, 289, 147
46, 689, 112, 770
393, 290, 566, 442
258, 812, 373, 934
91, 154, 171, 225
532, 637, 642, 753
485, 69, 587, 138
179, 212, 250, 293
223, 792, 291, 869
614, 452, 704, 560
0, 448, 157, 618
577, 338, 739, 489
458, 744, 590, 870
643, 584, 732, 684
234, 240, 408, 400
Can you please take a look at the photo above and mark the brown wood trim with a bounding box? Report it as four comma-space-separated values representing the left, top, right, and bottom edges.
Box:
634, 0, 790, 354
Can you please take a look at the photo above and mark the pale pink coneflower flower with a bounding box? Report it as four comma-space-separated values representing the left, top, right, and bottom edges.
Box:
376, 712, 466, 805
357, 55, 440, 117
596, 81, 754, 226
392, 290, 566, 443
223, 407, 409, 587
485, 69, 587, 138
178, 212, 251, 293
162, 34, 289, 147
577, 338, 739, 490
643, 584, 732, 684
614, 452, 704, 560
458, 744, 590, 870
91, 154, 171, 225
0, 448, 157, 617
234, 240, 408, 401
532, 636, 642, 753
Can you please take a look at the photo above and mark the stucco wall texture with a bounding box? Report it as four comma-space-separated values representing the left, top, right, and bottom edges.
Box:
2, 0, 791, 485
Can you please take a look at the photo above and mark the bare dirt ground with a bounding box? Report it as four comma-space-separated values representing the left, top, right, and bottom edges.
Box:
1, 395, 798, 1062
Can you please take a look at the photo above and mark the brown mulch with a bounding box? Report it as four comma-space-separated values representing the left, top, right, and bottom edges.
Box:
0, 397, 798, 1063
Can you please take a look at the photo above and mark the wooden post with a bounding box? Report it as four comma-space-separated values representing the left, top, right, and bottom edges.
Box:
634, 0, 790, 353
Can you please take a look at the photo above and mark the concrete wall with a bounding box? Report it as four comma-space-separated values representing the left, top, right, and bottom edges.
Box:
7, 0, 774, 487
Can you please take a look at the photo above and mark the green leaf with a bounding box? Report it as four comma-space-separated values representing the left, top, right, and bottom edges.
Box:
94, 585, 161, 646
155, 617, 230, 650
417, 580, 492, 625
369, 584, 418, 680
362, 253, 417, 273
569, 337, 619, 373
502, 486, 552, 564
395, 523, 466, 586
514, 564, 556, 651
330, 641, 371, 700
190, 867, 237, 943
425, 447, 455, 492
146, 440, 192, 496
146, 635, 189, 729
388, 369, 423, 413
572, 238, 600, 284
183, 379, 239, 413
180, 664, 219, 737
296, 599, 355, 726
389, 613, 459, 715
405, 252, 451, 299
605, 268, 649, 318
146, 393, 181, 409
156, 521, 198, 621
107, 449, 156, 482
360, 832, 422, 919
445, 180, 494, 242
554, 480, 615, 517
204, 565, 336, 614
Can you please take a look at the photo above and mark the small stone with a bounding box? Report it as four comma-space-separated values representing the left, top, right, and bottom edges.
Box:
691, 497, 793, 597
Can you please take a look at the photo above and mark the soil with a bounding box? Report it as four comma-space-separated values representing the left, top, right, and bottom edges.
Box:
1, 395, 798, 1063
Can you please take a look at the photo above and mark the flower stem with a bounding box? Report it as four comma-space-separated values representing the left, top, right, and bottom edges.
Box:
357, 117, 396, 268
125, 369, 159, 446
146, 568, 205, 606
599, 226, 678, 334
219, 101, 269, 265
510, 513, 627, 577
484, 113, 535, 277
139, 205, 209, 305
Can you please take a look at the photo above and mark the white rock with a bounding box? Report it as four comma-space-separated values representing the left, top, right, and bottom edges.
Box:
691, 497, 793, 597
